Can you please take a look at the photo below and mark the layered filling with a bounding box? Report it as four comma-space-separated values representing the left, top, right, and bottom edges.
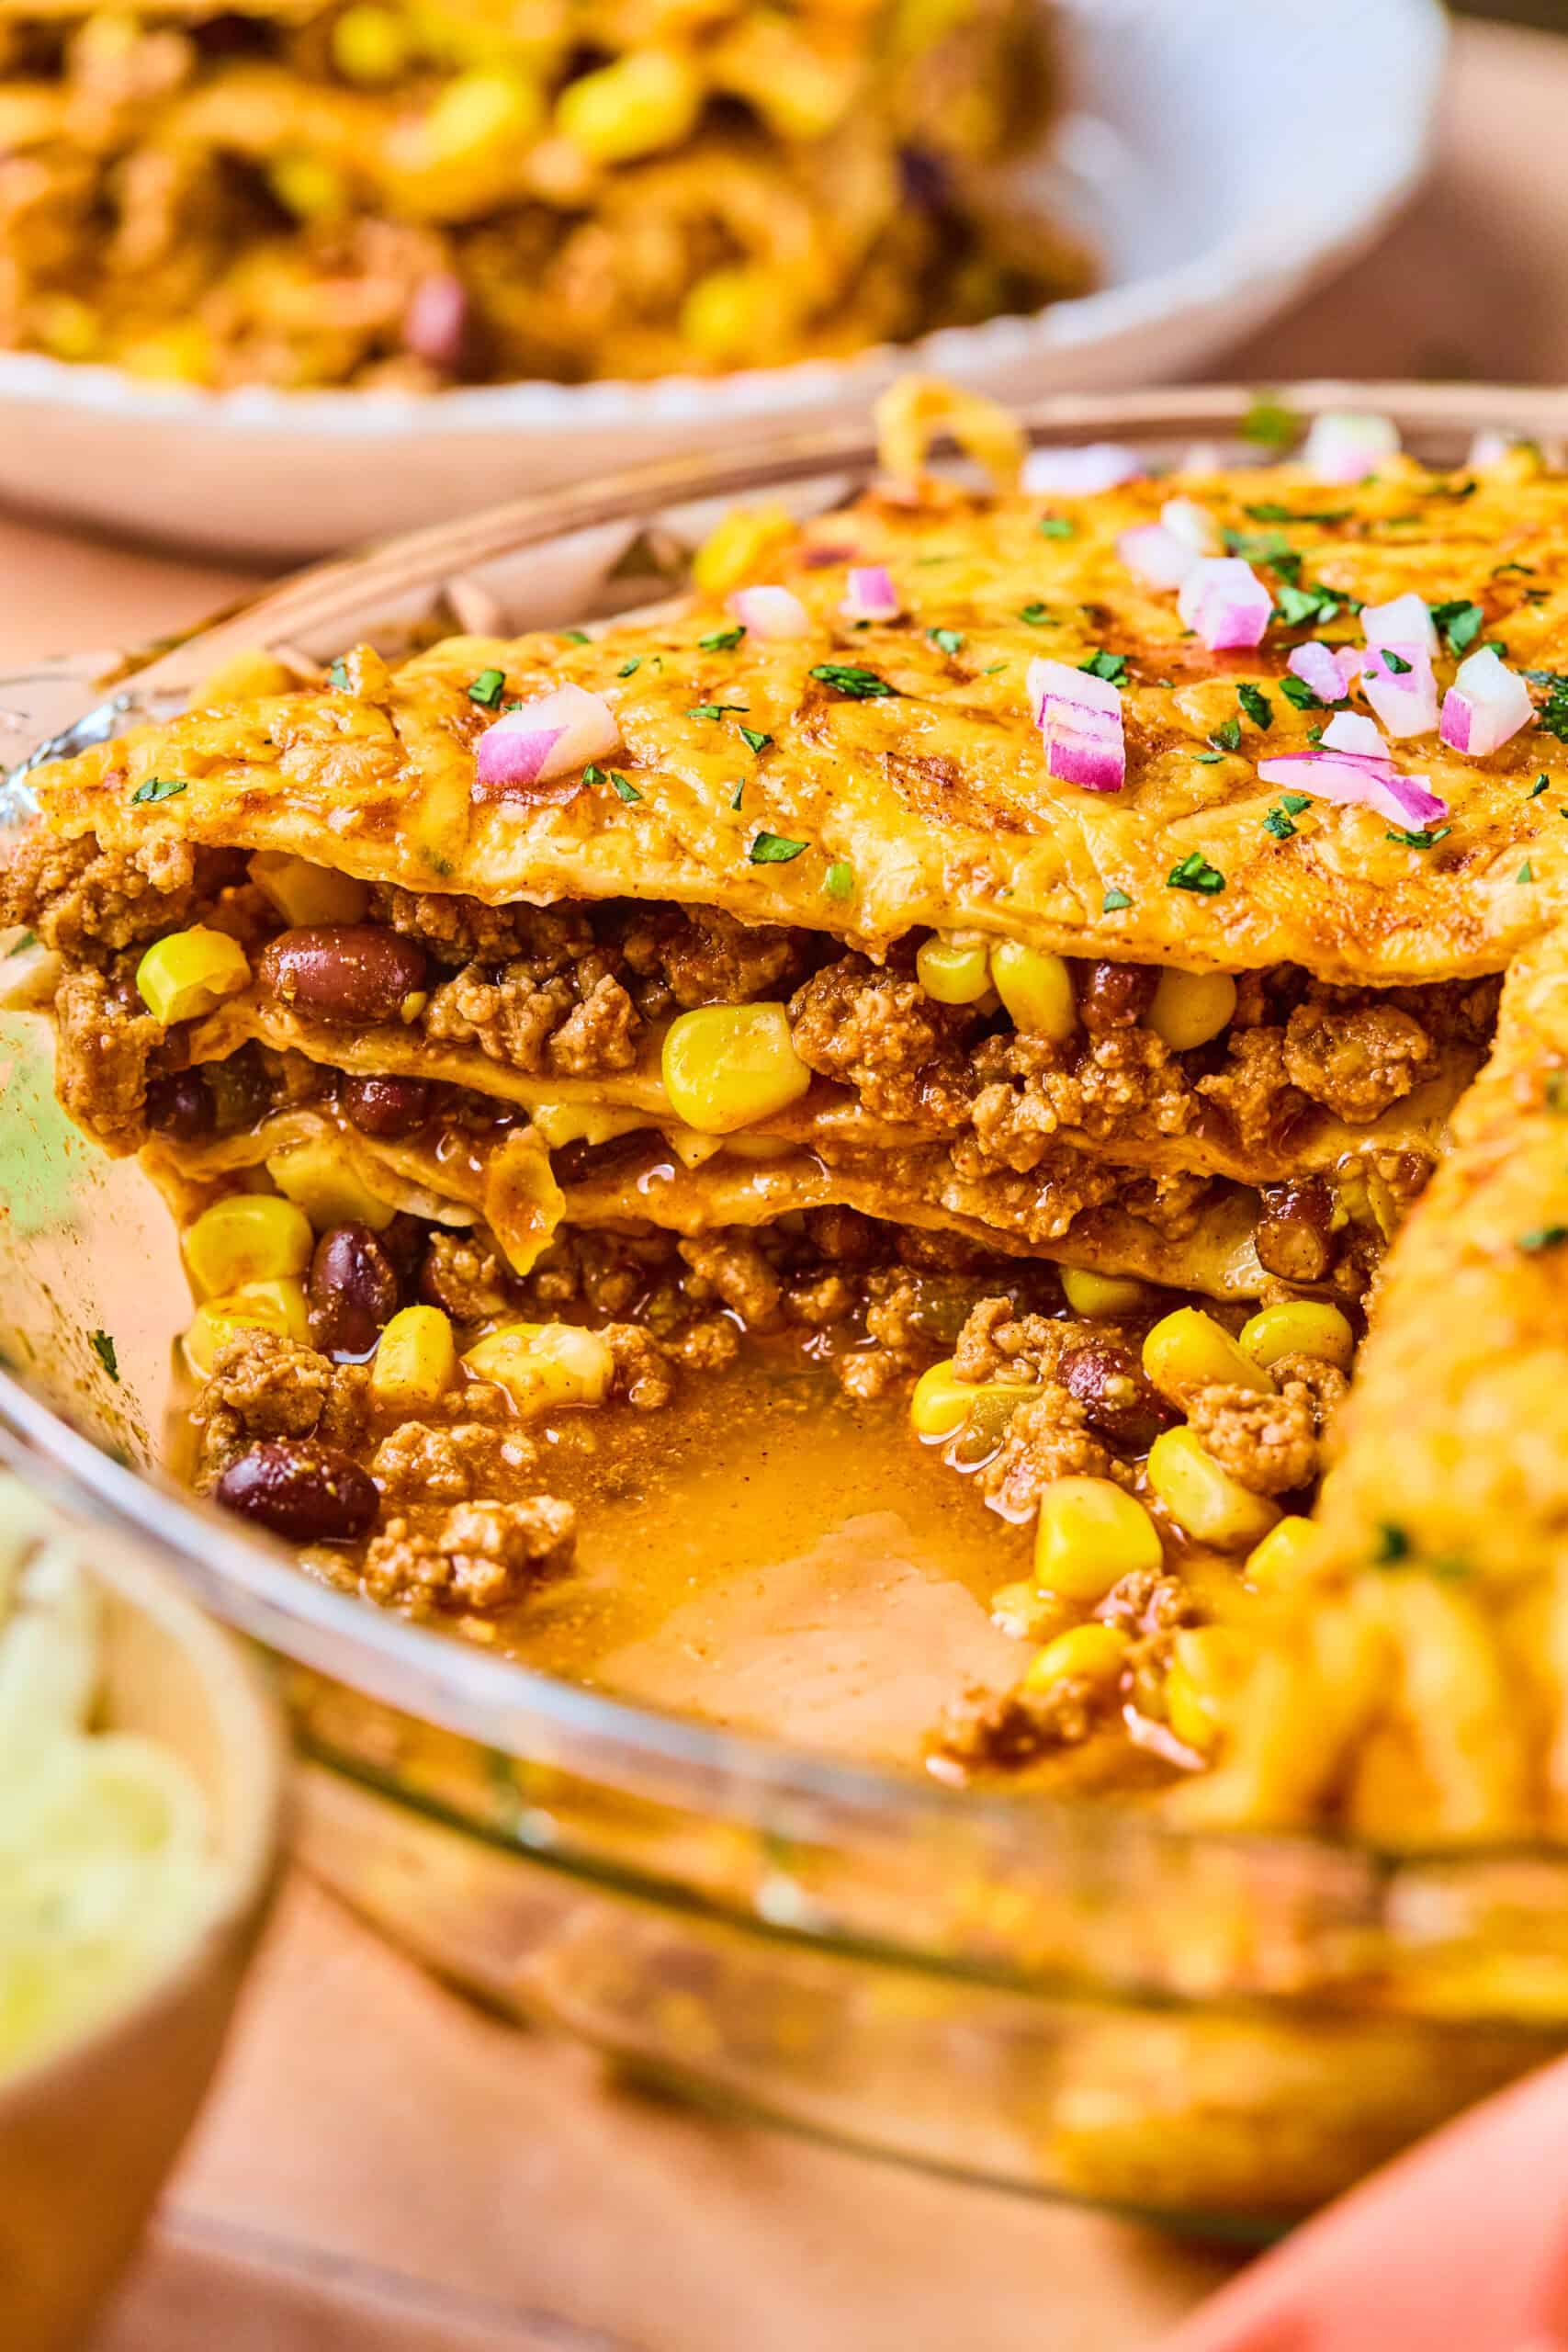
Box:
0, 0, 1086, 389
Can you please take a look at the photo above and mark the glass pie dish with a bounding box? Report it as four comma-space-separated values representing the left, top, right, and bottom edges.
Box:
6, 380, 1568, 2240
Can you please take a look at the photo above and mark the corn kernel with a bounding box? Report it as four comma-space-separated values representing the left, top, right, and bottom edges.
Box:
1147, 968, 1237, 1053
183, 1193, 314, 1300
269, 153, 350, 220
1061, 1267, 1150, 1319
917, 933, 991, 1006
529, 1101, 649, 1150
182, 1277, 310, 1378
1245, 1514, 1322, 1589
34, 295, 99, 363
1238, 1300, 1356, 1374
989, 942, 1077, 1040
556, 51, 700, 164
265, 1139, 397, 1232
117, 324, 212, 384
990, 1581, 1076, 1643
909, 1358, 1035, 1439
196, 651, 297, 707
692, 504, 795, 598
1145, 1426, 1280, 1551
373, 1305, 457, 1411
1142, 1306, 1272, 1402
680, 266, 784, 368
661, 1002, 811, 1135
463, 1321, 615, 1415
1034, 1476, 1163, 1601
248, 852, 369, 926
135, 928, 252, 1026
1023, 1620, 1130, 1695
420, 66, 542, 166
1164, 1625, 1254, 1753
331, 3, 411, 84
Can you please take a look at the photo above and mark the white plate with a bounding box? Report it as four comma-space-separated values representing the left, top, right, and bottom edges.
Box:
0, 0, 1446, 560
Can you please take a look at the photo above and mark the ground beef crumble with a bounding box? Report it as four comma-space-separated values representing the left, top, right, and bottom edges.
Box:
53, 966, 164, 1152
193, 1329, 367, 1482
929, 1675, 1102, 1771
0, 825, 240, 956
356, 1496, 576, 1612
1186, 1381, 1319, 1496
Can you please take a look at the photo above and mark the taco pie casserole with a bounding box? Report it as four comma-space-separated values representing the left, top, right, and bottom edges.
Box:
0, 0, 1088, 390
6, 379, 1568, 1849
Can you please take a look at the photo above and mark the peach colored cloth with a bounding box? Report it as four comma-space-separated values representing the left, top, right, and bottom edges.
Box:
11, 20, 1561, 2345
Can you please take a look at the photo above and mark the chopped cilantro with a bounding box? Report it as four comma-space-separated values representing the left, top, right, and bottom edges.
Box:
809, 663, 895, 698
1194, 752, 1224, 763
562, 628, 592, 645
928, 627, 964, 656
1019, 603, 1050, 627
1263, 804, 1299, 840
581, 763, 604, 785
982, 662, 1008, 676
608, 771, 641, 803
1276, 582, 1345, 628
1374, 1522, 1410, 1566
699, 624, 745, 652
1429, 476, 1478, 502
1208, 718, 1242, 752
5, 930, 36, 956
1278, 791, 1312, 813
739, 726, 773, 754
1494, 561, 1537, 578
1429, 598, 1484, 655
467, 667, 506, 707
1529, 775, 1551, 797
1381, 649, 1413, 674
823, 859, 855, 900
617, 658, 641, 678
89, 1329, 119, 1383
1518, 1224, 1568, 1254
1079, 650, 1128, 685
1245, 503, 1352, 526
1518, 860, 1536, 883
1280, 674, 1327, 712
730, 780, 745, 810
130, 775, 187, 805
1385, 825, 1452, 849
1224, 527, 1298, 573
1038, 515, 1075, 539
329, 659, 350, 691
750, 831, 809, 865
1101, 887, 1133, 912
688, 701, 750, 720
1306, 722, 1325, 742
1531, 673, 1568, 744
1237, 682, 1273, 730
1168, 851, 1225, 894
1240, 392, 1302, 451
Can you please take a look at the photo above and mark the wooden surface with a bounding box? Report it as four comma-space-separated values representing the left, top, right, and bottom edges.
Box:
1, 19, 1556, 2346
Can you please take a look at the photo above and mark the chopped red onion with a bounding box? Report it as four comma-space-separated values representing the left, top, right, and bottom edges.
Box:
474, 683, 621, 795
1301, 410, 1400, 484
1177, 556, 1272, 651
1362, 592, 1438, 656
1259, 711, 1447, 831
1021, 443, 1145, 496
1028, 655, 1125, 794
840, 565, 901, 624
1360, 641, 1438, 740
1117, 522, 1198, 591
1439, 646, 1535, 756
403, 273, 468, 370
1159, 497, 1219, 555
1468, 428, 1519, 468
1288, 642, 1355, 704
728, 583, 811, 641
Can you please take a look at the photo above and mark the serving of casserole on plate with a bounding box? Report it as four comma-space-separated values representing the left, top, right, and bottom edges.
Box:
6, 376, 1568, 2229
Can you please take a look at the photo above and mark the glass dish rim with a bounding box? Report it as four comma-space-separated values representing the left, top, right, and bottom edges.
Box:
6, 374, 1567, 1890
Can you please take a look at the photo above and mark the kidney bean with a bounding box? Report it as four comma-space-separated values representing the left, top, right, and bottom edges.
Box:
342, 1072, 434, 1138
1256, 1179, 1340, 1284
255, 926, 427, 1026
1062, 1342, 1175, 1453
377, 1211, 428, 1285
308, 1223, 400, 1359
1078, 960, 1158, 1034
215, 1440, 378, 1543
145, 1070, 213, 1140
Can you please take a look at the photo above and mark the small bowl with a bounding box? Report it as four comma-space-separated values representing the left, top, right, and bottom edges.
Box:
0, 0, 1446, 559
0, 1478, 286, 2352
